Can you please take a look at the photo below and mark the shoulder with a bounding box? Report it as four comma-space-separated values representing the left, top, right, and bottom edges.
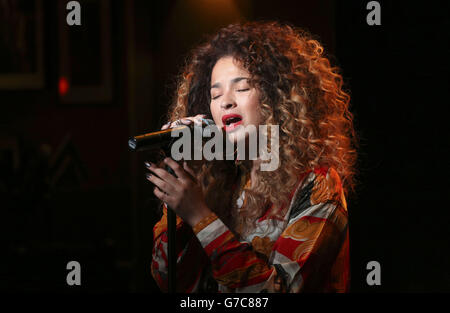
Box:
287, 167, 347, 222
308, 167, 346, 208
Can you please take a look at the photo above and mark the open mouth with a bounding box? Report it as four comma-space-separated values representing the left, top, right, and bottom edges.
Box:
222, 114, 243, 132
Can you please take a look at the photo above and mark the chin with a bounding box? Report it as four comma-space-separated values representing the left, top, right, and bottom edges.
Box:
224, 127, 245, 142
225, 133, 243, 144
224, 123, 259, 147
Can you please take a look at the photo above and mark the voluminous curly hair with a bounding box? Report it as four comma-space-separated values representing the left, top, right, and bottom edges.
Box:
165, 21, 357, 236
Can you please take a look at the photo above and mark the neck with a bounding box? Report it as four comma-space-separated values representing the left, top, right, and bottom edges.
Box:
252, 158, 262, 172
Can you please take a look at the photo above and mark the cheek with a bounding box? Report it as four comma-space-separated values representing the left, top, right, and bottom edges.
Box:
210, 103, 221, 124
246, 94, 262, 122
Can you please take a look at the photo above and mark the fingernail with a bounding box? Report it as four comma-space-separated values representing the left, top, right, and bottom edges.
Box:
201, 117, 213, 125
146, 173, 152, 179
144, 161, 151, 168
181, 119, 192, 124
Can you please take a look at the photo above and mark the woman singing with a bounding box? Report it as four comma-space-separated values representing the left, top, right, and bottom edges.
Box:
147, 21, 357, 293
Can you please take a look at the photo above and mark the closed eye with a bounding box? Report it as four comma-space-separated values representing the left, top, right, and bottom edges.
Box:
211, 88, 249, 100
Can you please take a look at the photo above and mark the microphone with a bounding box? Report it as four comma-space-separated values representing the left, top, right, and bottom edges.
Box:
128, 118, 216, 152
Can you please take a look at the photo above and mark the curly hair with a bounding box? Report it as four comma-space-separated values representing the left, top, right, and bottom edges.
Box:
165, 21, 357, 235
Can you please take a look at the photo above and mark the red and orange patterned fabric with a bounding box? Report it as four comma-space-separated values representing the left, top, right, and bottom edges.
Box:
151, 167, 350, 293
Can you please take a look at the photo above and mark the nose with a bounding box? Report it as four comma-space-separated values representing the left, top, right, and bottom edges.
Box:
219, 91, 236, 110
220, 102, 235, 110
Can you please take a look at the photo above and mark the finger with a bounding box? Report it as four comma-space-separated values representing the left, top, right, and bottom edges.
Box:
183, 161, 197, 181
146, 172, 175, 195
177, 118, 194, 126
170, 119, 193, 128
153, 186, 171, 203
193, 115, 207, 126
181, 118, 193, 125
163, 157, 191, 181
145, 162, 179, 185
161, 122, 171, 130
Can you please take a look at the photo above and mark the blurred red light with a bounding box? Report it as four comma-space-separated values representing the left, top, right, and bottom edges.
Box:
59, 77, 69, 96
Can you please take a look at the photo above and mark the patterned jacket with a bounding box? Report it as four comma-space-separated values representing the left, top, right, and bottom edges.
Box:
151, 167, 350, 292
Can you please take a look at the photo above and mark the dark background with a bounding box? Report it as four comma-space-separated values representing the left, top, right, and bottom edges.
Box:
0, 0, 449, 293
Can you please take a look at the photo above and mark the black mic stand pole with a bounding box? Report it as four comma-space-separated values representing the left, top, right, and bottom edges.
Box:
128, 141, 178, 293
166, 165, 177, 294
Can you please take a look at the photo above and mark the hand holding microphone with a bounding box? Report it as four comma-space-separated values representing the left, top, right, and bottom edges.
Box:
137, 113, 213, 226
144, 157, 212, 227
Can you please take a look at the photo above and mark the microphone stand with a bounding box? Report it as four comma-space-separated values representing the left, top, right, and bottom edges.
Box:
166, 165, 177, 294
129, 141, 178, 293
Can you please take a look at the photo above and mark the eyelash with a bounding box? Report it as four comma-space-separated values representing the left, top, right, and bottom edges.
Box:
212, 88, 250, 100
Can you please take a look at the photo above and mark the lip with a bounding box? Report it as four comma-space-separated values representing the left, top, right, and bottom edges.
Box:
222, 114, 243, 132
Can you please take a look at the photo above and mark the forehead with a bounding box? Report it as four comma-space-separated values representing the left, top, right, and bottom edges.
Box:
211, 56, 249, 82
